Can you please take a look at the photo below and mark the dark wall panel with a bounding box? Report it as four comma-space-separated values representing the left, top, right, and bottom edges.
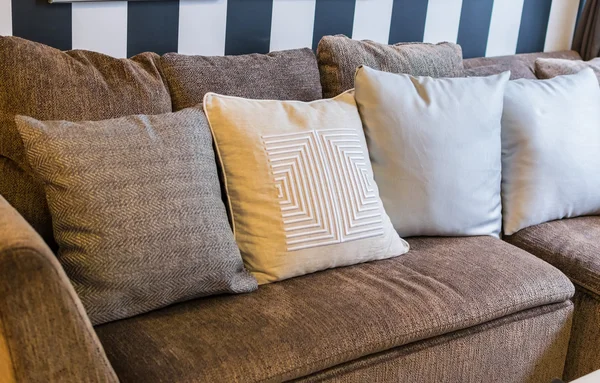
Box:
313, 0, 356, 50
388, 0, 429, 44
516, 0, 553, 54
11, 0, 72, 51
128, 1, 179, 56
457, 0, 495, 58
225, 0, 273, 55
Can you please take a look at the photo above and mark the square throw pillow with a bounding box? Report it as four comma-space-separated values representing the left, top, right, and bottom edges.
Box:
354, 66, 510, 237
317, 35, 464, 98
502, 68, 600, 235
535, 57, 600, 83
203, 91, 409, 284
15, 107, 257, 325
161, 48, 322, 111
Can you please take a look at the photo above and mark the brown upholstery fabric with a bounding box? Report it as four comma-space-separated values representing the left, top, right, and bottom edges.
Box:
463, 50, 582, 80
15, 107, 257, 326
0, 195, 117, 382
317, 35, 464, 98
295, 301, 573, 383
564, 289, 600, 381
464, 61, 534, 80
505, 216, 600, 297
161, 48, 322, 111
95, 236, 573, 382
535, 57, 600, 83
0, 36, 172, 245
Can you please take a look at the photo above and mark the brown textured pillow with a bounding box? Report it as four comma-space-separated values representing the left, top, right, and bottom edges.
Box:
535, 57, 600, 83
161, 48, 322, 111
14, 107, 257, 325
0, 36, 172, 247
317, 35, 464, 98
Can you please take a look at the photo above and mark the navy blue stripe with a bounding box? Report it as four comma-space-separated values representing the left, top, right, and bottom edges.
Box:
11, 0, 71, 50
127, 1, 179, 57
516, 0, 553, 54
456, 0, 495, 59
225, 0, 273, 55
574, 0, 587, 33
388, 0, 429, 44
312, 0, 356, 50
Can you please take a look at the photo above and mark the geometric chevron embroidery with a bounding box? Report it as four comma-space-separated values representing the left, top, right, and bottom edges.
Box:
263, 129, 384, 251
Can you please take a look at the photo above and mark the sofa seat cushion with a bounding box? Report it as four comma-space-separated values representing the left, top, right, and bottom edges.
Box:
506, 217, 600, 298
95, 236, 573, 382
463, 50, 582, 80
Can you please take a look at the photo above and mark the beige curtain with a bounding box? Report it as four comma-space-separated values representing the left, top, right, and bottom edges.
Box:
573, 0, 600, 60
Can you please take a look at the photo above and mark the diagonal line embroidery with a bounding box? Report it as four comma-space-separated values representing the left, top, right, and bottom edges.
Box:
264, 129, 384, 251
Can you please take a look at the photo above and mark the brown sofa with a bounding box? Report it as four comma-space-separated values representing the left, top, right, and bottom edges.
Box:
0, 36, 595, 382
464, 50, 600, 381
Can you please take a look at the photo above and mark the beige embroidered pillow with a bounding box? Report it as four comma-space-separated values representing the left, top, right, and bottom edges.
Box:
204, 91, 409, 284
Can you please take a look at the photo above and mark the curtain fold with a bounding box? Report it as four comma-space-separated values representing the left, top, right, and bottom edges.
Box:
573, 0, 600, 60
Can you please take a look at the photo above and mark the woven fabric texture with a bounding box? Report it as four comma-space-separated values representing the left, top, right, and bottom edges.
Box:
535, 57, 600, 83
0, 195, 117, 382
95, 236, 573, 382
464, 61, 534, 80
564, 289, 600, 381
161, 48, 322, 111
15, 107, 257, 325
0, 36, 172, 246
505, 216, 600, 298
297, 302, 572, 383
316, 35, 464, 98
463, 50, 582, 80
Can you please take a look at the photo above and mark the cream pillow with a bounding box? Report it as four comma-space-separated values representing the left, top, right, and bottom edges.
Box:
354, 66, 510, 237
502, 68, 600, 235
203, 90, 409, 284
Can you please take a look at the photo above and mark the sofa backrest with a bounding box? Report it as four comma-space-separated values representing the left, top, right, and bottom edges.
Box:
463, 50, 582, 80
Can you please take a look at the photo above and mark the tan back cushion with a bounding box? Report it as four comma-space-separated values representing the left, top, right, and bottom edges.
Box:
535, 57, 600, 83
316, 35, 464, 98
161, 48, 323, 111
0, 36, 172, 246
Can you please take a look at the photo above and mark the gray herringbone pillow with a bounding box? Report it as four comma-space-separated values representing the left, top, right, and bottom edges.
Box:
15, 107, 257, 325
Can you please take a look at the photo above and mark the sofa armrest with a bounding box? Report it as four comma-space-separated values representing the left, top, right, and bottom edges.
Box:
0, 195, 117, 382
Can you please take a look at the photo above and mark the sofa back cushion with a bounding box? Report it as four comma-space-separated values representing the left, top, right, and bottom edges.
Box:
316, 35, 464, 98
463, 50, 582, 80
0, 36, 172, 246
161, 48, 322, 111
15, 107, 257, 325
535, 57, 600, 83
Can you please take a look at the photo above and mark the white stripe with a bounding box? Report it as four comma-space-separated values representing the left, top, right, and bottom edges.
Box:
178, 0, 227, 55
486, 0, 525, 57
544, 0, 579, 52
72, 2, 127, 58
270, 0, 316, 51
422, 0, 463, 44
352, 0, 394, 44
0, 0, 11, 36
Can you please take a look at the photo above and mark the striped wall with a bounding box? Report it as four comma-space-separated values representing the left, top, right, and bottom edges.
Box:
0, 0, 583, 59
